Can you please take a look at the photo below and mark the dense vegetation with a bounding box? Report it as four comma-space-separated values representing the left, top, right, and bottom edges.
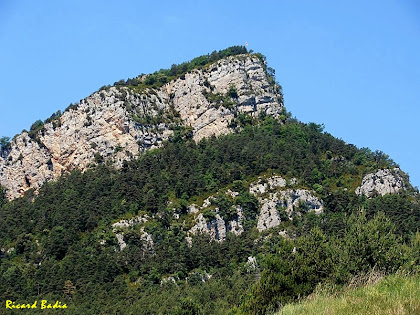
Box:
0, 117, 419, 314
110, 45, 249, 90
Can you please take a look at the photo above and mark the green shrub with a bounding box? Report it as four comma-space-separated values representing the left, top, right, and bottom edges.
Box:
202, 208, 216, 222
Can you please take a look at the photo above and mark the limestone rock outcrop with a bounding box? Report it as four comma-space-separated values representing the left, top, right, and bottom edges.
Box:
355, 168, 406, 197
248, 175, 323, 232
0, 54, 283, 200
256, 189, 323, 232
111, 214, 153, 251
188, 198, 244, 242
187, 175, 323, 240
249, 175, 287, 195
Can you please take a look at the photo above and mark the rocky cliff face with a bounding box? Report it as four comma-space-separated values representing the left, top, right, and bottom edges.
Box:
0, 54, 283, 200
111, 215, 154, 252
256, 189, 323, 232
187, 195, 244, 242
248, 176, 323, 232
186, 175, 323, 241
355, 168, 407, 197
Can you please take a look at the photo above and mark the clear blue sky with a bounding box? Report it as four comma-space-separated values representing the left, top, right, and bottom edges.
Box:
1, 0, 419, 188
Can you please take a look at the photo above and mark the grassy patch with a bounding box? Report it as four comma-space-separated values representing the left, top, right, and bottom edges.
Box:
279, 273, 420, 315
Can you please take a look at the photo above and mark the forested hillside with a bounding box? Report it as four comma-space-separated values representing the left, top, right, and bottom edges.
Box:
0, 48, 419, 314
1, 116, 419, 314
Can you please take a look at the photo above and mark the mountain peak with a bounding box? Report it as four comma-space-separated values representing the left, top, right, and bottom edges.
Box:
0, 49, 284, 199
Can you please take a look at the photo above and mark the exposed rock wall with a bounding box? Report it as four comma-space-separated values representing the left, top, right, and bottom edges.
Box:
249, 175, 323, 232
188, 205, 244, 242
187, 175, 323, 240
111, 214, 153, 252
249, 175, 288, 195
355, 168, 406, 197
186, 193, 244, 242
0, 54, 283, 200
256, 189, 323, 232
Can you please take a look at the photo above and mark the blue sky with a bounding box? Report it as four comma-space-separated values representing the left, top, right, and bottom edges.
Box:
1, 0, 419, 187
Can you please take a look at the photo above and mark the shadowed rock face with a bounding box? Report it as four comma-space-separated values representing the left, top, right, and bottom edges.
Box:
0, 54, 283, 200
355, 168, 407, 197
